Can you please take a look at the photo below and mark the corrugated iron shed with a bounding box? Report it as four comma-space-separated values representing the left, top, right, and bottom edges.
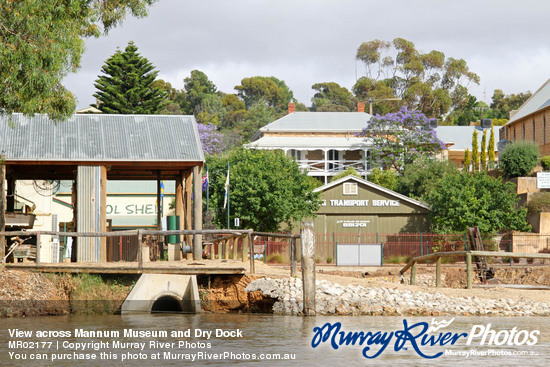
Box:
0, 114, 205, 162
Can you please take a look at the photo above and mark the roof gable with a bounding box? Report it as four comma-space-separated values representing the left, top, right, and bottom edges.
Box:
507, 79, 550, 124
314, 175, 430, 210
0, 114, 205, 162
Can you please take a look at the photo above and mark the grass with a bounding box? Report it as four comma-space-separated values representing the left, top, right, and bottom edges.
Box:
56, 273, 137, 315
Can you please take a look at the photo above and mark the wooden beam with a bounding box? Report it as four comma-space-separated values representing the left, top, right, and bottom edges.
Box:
466, 252, 472, 289
410, 263, 416, 285
435, 257, 441, 287
248, 233, 255, 274
156, 171, 162, 230
192, 165, 203, 260
100, 166, 107, 263
184, 169, 192, 248
300, 222, 316, 316
4, 264, 246, 275
175, 172, 184, 231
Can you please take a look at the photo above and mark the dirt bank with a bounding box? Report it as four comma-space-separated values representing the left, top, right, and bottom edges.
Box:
0, 269, 136, 317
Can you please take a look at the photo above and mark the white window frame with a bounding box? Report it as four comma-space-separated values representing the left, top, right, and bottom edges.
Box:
343, 182, 358, 195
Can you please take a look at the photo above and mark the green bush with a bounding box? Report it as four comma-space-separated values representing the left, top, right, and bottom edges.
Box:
541, 156, 550, 171
527, 192, 550, 214
368, 167, 399, 191
499, 141, 539, 178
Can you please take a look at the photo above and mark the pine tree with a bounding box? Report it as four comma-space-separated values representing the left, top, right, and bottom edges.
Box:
471, 130, 479, 172
463, 148, 471, 172
488, 124, 496, 169
480, 130, 487, 170
93, 42, 166, 114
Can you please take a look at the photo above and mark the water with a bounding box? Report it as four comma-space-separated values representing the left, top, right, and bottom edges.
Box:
0, 314, 548, 366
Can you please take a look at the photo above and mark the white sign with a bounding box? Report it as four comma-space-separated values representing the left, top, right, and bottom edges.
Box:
328, 199, 400, 207
537, 172, 550, 189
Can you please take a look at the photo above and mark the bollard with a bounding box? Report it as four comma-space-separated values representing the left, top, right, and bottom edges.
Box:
300, 222, 316, 316
435, 257, 441, 287
466, 252, 472, 289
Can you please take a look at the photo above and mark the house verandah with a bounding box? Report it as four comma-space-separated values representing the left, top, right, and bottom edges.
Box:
246, 105, 373, 184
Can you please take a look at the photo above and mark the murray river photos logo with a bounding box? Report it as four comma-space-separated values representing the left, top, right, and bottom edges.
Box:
311, 318, 540, 359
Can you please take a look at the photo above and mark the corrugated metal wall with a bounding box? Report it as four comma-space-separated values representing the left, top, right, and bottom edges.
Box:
77, 166, 102, 262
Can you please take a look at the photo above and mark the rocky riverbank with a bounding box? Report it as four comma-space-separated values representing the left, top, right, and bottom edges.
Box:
245, 277, 550, 316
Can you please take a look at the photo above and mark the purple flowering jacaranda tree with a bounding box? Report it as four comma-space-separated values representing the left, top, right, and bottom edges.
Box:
359, 106, 445, 173
197, 122, 225, 155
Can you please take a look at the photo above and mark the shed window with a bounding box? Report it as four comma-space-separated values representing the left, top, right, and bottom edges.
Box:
343, 183, 358, 195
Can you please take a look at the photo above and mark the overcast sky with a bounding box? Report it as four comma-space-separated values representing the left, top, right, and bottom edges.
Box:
64, 0, 550, 110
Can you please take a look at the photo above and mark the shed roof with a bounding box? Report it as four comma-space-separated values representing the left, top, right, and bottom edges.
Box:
313, 175, 430, 210
258, 112, 371, 133
0, 114, 204, 163
507, 79, 550, 124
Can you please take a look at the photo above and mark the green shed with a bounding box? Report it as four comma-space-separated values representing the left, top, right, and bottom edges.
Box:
312, 175, 430, 235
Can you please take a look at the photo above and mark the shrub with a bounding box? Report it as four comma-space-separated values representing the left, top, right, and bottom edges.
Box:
499, 141, 539, 178
527, 192, 550, 214
368, 167, 399, 191
541, 156, 550, 171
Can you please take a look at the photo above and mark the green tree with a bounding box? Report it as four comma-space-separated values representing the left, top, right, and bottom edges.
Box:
355, 38, 479, 118
183, 70, 219, 114
152, 79, 187, 115
491, 89, 532, 120
330, 167, 362, 182
311, 82, 357, 111
463, 149, 471, 172
206, 148, 321, 231
234, 76, 294, 112
471, 130, 479, 172
500, 141, 540, 178
398, 157, 458, 200
0, 0, 156, 120
426, 172, 530, 234
93, 42, 165, 114
480, 130, 487, 170
367, 168, 399, 191
488, 125, 496, 168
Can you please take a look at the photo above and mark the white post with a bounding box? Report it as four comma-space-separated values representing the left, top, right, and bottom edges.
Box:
301, 222, 316, 316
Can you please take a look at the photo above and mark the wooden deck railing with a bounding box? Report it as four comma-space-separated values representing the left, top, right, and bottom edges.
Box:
399, 250, 550, 289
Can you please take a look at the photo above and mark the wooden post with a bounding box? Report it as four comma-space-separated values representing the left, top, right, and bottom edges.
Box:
466, 252, 472, 289
224, 239, 229, 260
290, 237, 297, 277
435, 256, 441, 287
183, 169, 193, 249
410, 262, 416, 285
208, 243, 214, 260
100, 166, 107, 263
241, 235, 247, 263
175, 172, 184, 230
0, 164, 5, 264
36, 232, 41, 266
300, 222, 316, 316
138, 231, 143, 270
248, 233, 255, 274
192, 165, 203, 260
231, 237, 237, 260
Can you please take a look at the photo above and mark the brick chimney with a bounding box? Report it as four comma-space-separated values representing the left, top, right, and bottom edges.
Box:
288, 102, 295, 114
357, 102, 365, 113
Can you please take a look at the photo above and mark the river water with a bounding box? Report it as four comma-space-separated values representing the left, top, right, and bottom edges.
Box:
0, 314, 548, 366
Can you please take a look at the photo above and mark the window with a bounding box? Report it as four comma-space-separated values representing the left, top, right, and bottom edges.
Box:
327, 149, 339, 171
514, 126, 516, 140
523, 123, 525, 139
289, 149, 302, 161
343, 182, 358, 195
533, 119, 536, 142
